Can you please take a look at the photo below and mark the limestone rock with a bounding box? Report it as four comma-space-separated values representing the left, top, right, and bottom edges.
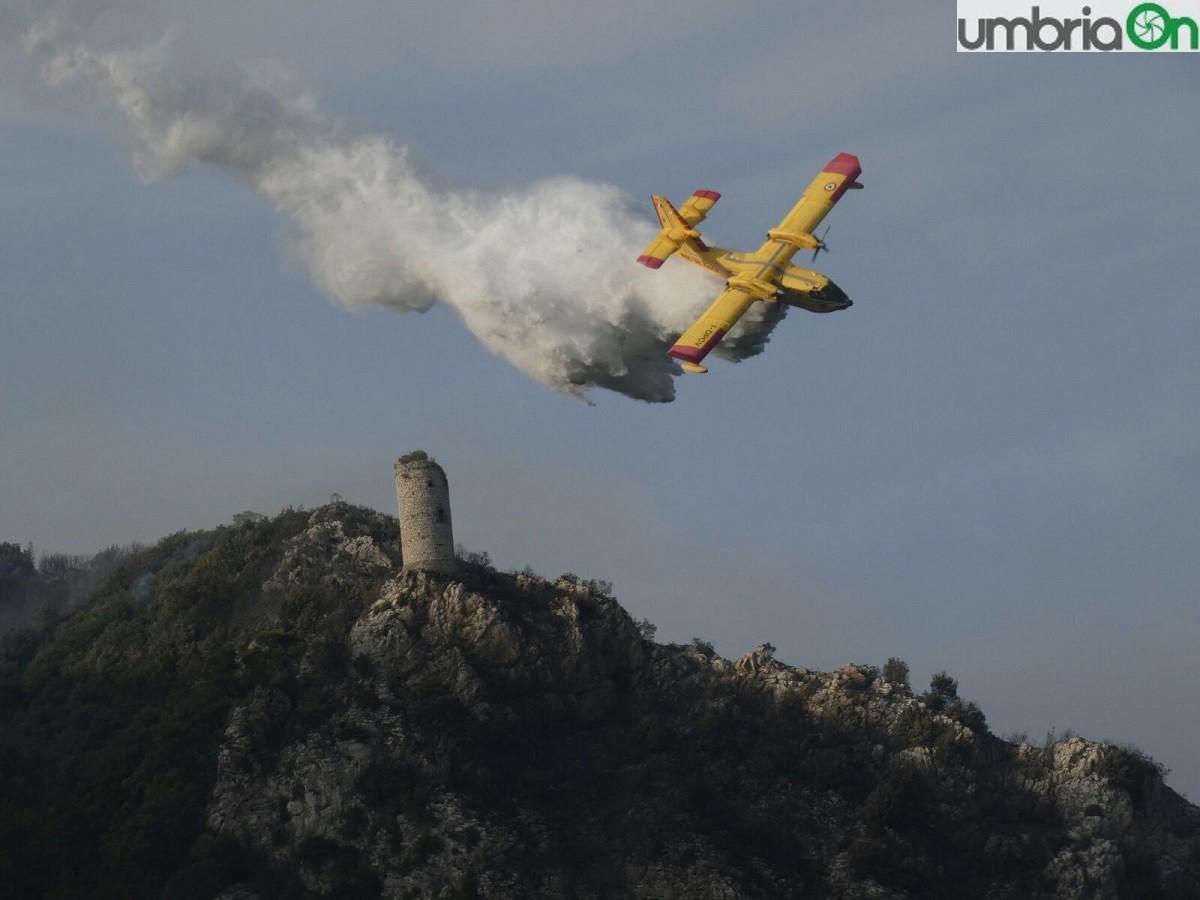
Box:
264, 505, 399, 591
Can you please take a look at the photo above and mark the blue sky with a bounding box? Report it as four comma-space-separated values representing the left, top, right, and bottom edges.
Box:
2, 2, 1199, 797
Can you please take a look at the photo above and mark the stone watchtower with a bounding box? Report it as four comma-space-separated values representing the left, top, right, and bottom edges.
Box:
394, 451, 457, 574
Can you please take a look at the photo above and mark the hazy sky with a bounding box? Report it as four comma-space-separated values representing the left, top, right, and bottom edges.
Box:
2, 2, 1198, 798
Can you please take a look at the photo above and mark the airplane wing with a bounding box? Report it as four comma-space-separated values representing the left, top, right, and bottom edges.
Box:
666, 285, 758, 372
772, 153, 862, 241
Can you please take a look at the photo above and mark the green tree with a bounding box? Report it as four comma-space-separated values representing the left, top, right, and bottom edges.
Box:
0, 542, 35, 579
882, 657, 910, 688
925, 670, 959, 712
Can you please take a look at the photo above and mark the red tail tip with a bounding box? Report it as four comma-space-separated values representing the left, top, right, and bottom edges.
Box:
692, 190, 721, 201
637, 255, 664, 269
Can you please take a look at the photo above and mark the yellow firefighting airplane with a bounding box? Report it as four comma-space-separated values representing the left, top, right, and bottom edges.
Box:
638, 153, 863, 373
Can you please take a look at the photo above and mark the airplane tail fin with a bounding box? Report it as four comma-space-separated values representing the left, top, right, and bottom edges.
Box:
637, 192, 720, 269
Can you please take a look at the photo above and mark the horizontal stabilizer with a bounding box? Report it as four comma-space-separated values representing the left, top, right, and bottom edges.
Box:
637, 233, 682, 269
678, 190, 720, 227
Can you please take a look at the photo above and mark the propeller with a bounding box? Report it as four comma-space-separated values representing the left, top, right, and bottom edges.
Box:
811, 224, 832, 263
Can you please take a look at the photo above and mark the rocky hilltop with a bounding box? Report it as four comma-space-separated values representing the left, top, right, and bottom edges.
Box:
1, 504, 1197, 899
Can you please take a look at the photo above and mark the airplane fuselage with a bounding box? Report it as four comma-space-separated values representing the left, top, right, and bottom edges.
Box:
679, 240, 853, 313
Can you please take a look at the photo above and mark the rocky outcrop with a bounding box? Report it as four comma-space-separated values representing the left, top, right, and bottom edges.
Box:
200, 511, 1200, 898
263, 504, 400, 592
350, 572, 647, 720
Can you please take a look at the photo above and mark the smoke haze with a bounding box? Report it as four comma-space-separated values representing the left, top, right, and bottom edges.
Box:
16, 6, 785, 402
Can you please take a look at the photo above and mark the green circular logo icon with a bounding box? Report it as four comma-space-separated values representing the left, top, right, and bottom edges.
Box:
1128, 2, 1171, 48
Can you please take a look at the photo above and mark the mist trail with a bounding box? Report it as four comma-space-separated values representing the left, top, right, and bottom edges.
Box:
17, 9, 786, 402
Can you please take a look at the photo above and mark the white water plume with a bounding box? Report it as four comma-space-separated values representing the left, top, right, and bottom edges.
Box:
17, 8, 785, 402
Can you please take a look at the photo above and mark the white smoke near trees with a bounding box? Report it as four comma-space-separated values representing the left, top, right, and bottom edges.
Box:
16, 7, 786, 402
